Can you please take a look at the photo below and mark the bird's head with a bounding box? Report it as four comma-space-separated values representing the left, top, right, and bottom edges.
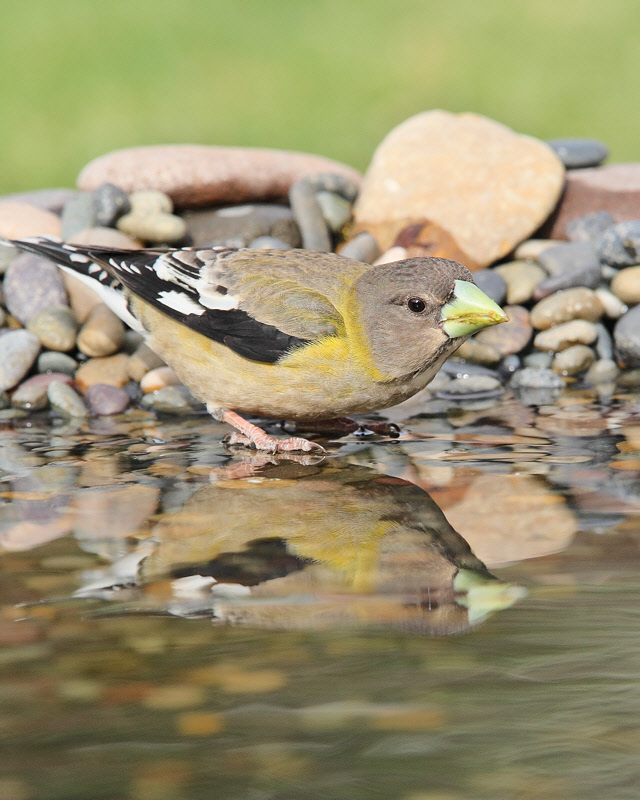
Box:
352, 257, 508, 380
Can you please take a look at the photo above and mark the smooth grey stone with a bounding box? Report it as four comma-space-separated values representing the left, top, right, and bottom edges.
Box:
523, 351, 554, 369
472, 269, 507, 305
303, 173, 360, 202
339, 232, 380, 264
546, 138, 609, 169
140, 384, 205, 414
614, 304, 640, 367
3, 253, 67, 324
0, 187, 75, 214
61, 192, 98, 240
499, 354, 521, 376
533, 261, 601, 298
442, 360, 500, 380
248, 236, 291, 250
182, 204, 301, 248
27, 305, 78, 352
124, 380, 143, 403
289, 179, 332, 251
595, 323, 614, 360
584, 358, 619, 385
510, 367, 564, 390
37, 351, 78, 376
0, 330, 41, 391
11, 382, 49, 411
616, 369, 640, 389
47, 381, 88, 418
94, 182, 130, 227
553, 344, 595, 375
566, 211, 615, 244
597, 220, 640, 267
316, 190, 352, 233
123, 329, 145, 355
537, 241, 599, 276
84, 383, 130, 416
437, 374, 503, 401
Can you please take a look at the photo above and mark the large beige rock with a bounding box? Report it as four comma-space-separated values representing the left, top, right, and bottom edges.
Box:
0, 201, 61, 238
352, 110, 565, 269
78, 145, 362, 208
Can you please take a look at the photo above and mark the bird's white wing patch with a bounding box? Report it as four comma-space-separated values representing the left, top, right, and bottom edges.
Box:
157, 290, 205, 316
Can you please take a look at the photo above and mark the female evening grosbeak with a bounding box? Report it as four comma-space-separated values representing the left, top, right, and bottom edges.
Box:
6, 238, 507, 451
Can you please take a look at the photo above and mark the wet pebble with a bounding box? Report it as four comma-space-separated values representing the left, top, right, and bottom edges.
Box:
27, 305, 78, 352
533, 242, 601, 297
533, 319, 598, 352
436, 374, 503, 401
442, 361, 499, 380
248, 236, 291, 249
595, 322, 614, 360
523, 351, 554, 369
585, 358, 620, 385
0, 330, 41, 390
547, 138, 608, 169
494, 260, 546, 305
316, 190, 352, 233
594, 285, 628, 319
509, 367, 564, 404
552, 344, 595, 375
84, 383, 130, 415
566, 211, 615, 244
597, 220, 640, 267
77, 303, 126, 357
471, 269, 507, 305
530, 287, 603, 330
37, 351, 78, 376
610, 265, 640, 304
475, 305, 532, 356
94, 182, 131, 227
140, 384, 205, 414
498, 353, 521, 376
3, 254, 67, 324
47, 381, 88, 418
127, 342, 166, 382
140, 366, 181, 393
613, 305, 640, 367
289, 178, 331, 251
338, 232, 380, 263
75, 353, 130, 392
11, 381, 49, 411
61, 192, 98, 240
455, 338, 501, 366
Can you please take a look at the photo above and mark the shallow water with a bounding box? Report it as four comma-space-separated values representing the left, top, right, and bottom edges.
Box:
1, 387, 640, 800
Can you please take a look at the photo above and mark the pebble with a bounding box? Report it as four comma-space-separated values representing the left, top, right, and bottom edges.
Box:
546, 138, 609, 169
536, 241, 600, 275
303, 173, 360, 202
127, 342, 166, 382
0, 187, 76, 214
544, 164, 640, 239
584, 358, 620, 385
27, 305, 78, 351
595, 322, 614, 360
37, 351, 78, 376
594, 285, 628, 319
182, 204, 301, 248
316, 190, 352, 233
117, 210, 186, 244
0, 391, 9, 410
530, 287, 604, 330
566, 211, 615, 244
610, 265, 640, 304
512, 239, 557, 260
596, 220, 640, 267
613, 305, 640, 367
533, 261, 601, 299
523, 351, 554, 369
509, 367, 565, 405
77, 144, 362, 207
248, 236, 291, 249
0, 307, 6, 327
74, 353, 130, 392
471, 269, 507, 305
60, 192, 98, 240
0, 330, 41, 390
140, 366, 181, 394
11, 373, 73, 411
68, 226, 142, 249
60, 272, 103, 324
84, 383, 130, 416
533, 319, 598, 352
0, 201, 62, 238
338, 232, 380, 263
442, 360, 500, 380
455, 338, 501, 366
373, 246, 407, 265
352, 110, 564, 268
475, 305, 532, 356
47, 381, 88, 418
140, 384, 205, 414
289, 178, 332, 251
94, 182, 131, 226
77, 303, 126, 357
552, 344, 595, 375
494, 261, 546, 305
436, 374, 503, 401
499, 353, 521, 376
3, 253, 68, 324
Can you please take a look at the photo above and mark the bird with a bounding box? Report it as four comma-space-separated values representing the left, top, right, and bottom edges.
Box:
4, 237, 508, 451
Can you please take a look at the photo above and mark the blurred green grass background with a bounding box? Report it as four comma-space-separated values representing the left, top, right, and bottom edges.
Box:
2, 0, 639, 193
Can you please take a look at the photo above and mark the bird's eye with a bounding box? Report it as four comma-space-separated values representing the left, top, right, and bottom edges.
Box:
407, 297, 426, 314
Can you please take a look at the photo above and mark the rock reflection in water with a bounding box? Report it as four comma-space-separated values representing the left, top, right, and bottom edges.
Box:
76, 459, 525, 634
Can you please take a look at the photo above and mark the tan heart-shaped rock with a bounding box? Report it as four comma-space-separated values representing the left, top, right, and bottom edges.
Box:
352, 110, 565, 269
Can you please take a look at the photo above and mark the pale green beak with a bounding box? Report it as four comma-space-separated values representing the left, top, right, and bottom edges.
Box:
440, 279, 509, 338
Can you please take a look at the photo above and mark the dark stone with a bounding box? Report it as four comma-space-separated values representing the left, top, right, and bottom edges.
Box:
94, 182, 131, 227
472, 269, 507, 305
596, 220, 640, 267
614, 304, 640, 367
289, 178, 332, 251
182, 204, 301, 248
61, 192, 98, 240
547, 138, 609, 169
339, 232, 380, 264
566, 211, 615, 244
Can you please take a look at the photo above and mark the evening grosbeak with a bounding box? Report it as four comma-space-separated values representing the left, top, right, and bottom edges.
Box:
5, 238, 507, 451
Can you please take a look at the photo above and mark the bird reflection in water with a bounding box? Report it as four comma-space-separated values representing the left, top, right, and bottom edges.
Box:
77, 456, 525, 635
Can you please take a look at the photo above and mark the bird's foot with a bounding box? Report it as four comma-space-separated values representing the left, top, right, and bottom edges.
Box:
209, 407, 324, 453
